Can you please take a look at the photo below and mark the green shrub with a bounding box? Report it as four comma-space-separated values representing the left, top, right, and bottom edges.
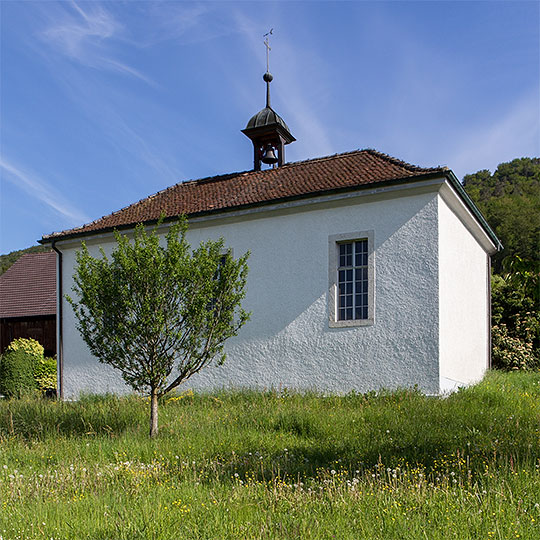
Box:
492, 319, 539, 371
0, 338, 56, 397
491, 269, 540, 371
34, 356, 57, 391
6, 337, 44, 358
0, 349, 38, 398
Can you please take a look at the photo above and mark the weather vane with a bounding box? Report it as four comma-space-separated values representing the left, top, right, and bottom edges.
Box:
263, 29, 273, 73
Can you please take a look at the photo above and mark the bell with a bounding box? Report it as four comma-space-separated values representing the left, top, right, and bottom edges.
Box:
261, 144, 278, 164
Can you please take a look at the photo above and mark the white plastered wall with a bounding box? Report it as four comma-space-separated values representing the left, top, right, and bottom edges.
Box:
438, 193, 490, 392
59, 187, 442, 398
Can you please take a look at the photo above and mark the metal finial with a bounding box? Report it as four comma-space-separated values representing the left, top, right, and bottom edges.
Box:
263, 29, 273, 72
263, 29, 273, 108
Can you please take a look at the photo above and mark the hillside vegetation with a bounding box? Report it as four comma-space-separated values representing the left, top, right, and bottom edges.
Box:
463, 157, 539, 273
1, 372, 539, 539
463, 157, 540, 369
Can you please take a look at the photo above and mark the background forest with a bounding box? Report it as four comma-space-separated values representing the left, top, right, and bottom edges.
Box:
2, 157, 539, 369
463, 158, 539, 370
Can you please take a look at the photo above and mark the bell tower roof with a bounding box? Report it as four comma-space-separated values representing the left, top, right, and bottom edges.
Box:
243, 103, 295, 144
245, 105, 292, 134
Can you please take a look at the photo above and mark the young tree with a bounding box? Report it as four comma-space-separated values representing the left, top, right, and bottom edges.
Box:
67, 217, 250, 437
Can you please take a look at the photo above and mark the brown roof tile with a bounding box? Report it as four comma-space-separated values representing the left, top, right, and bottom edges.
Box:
0, 252, 56, 318
42, 149, 446, 242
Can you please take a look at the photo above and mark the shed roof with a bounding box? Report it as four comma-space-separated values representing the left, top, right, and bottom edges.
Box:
0, 252, 56, 318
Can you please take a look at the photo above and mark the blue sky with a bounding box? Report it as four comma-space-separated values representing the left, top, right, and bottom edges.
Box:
1, 1, 538, 254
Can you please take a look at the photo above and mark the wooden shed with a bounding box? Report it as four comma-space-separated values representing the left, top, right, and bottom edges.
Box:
0, 251, 56, 356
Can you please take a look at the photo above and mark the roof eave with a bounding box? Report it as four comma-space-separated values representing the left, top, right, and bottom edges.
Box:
39, 170, 443, 245
442, 169, 503, 252
40, 168, 501, 251
241, 123, 296, 144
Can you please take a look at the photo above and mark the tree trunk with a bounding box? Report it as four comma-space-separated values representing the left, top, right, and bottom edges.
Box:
149, 389, 159, 438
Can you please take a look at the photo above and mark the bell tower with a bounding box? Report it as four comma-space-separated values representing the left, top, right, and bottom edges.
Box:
242, 31, 295, 171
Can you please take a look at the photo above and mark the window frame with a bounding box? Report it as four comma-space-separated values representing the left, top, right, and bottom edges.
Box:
328, 230, 375, 327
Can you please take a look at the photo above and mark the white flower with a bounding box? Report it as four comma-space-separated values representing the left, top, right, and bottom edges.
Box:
331, 469, 336, 475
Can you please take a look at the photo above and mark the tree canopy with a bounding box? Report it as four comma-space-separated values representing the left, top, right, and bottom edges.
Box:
67, 218, 250, 437
463, 157, 540, 272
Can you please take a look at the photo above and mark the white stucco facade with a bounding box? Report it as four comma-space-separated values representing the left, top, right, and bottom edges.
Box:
56, 178, 496, 398
438, 186, 491, 392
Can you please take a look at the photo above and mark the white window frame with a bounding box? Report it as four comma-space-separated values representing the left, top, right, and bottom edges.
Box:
328, 230, 375, 327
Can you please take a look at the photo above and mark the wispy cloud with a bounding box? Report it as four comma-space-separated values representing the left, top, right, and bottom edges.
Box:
99, 57, 156, 87
0, 158, 90, 225
38, 1, 154, 85
42, 1, 118, 58
139, 3, 237, 47
24, 2, 181, 188
446, 89, 540, 178
50, 66, 183, 186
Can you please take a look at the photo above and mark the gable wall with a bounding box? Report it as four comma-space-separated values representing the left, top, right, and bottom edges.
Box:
438, 194, 490, 391
59, 188, 441, 398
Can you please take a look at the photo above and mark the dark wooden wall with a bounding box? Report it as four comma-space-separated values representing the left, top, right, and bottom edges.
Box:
0, 316, 56, 357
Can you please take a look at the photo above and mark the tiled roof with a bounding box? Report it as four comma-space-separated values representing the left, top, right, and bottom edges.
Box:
42, 149, 446, 242
0, 252, 56, 318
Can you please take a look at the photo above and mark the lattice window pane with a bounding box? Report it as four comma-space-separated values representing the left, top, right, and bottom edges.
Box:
337, 239, 369, 321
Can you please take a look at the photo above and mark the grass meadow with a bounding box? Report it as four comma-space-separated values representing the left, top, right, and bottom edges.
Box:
0, 371, 539, 539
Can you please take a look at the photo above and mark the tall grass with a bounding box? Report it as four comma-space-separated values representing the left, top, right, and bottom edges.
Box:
1, 371, 539, 539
